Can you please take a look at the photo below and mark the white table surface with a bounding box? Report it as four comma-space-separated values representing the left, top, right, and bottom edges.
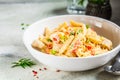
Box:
0, 1, 120, 80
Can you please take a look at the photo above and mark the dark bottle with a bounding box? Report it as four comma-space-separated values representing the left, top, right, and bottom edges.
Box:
85, 0, 112, 20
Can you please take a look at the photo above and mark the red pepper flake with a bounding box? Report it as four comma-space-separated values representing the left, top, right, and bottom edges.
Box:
56, 70, 61, 72
53, 37, 57, 41
44, 67, 47, 70
47, 44, 52, 49
86, 45, 92, 50
65, 31, 69, 35
32, 70, 38, 76
72, 49, 77, 54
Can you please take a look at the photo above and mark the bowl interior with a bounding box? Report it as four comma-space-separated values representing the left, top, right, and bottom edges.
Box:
24, 15, 120, 50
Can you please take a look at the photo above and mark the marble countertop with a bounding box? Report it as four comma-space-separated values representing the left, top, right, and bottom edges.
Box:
0, 0, 120, 80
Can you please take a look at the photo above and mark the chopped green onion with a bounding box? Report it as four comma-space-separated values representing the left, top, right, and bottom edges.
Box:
60, 35, 65, 40
51, 49, 57, 55
70, 31, 75, 35
47, 38, 52, 42
21, 27, 24, 30
77, 29, 83, 34
86, 24, 90, 29
60, 35, 66, 43
86, 39, 91, 43
21, 23, 24, 26
26, 24, 29, 26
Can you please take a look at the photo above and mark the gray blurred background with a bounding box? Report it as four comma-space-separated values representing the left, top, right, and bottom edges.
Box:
0, 0, 119, 25
0, 0, 64, 3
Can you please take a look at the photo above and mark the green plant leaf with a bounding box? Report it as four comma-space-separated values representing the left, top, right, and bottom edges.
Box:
78, 0, 84, 5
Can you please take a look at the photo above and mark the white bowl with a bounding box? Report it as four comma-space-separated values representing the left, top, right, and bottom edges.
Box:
23, 15, 120, 71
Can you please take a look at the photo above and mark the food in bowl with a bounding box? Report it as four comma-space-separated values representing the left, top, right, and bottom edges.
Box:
23, 15, 120, 71
32, 20, 112, 57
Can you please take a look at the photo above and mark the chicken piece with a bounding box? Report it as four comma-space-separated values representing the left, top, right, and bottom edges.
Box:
32, 39, 45, 49
101, 37, 112, 50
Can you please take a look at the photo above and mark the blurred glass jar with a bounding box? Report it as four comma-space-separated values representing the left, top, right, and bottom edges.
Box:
67, 0, 88, 14
85, 0, 112, 20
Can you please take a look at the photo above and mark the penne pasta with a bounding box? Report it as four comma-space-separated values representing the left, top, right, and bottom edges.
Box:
59, 35, 74, 55
32, 20, 113, 57
32, 39, 45, 49
70, 20, 84, 27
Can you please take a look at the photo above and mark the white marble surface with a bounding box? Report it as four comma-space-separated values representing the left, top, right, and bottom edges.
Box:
0, 1, 120, 80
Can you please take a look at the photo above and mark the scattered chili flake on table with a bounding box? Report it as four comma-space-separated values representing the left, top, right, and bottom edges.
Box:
32, 70, 38, 76
56, 70, 61, 72
39, 68, 42, 71
44, 67, 47, 70
36, 76, 39, 79
32, 67, 61, 79
32, 70, 40, 79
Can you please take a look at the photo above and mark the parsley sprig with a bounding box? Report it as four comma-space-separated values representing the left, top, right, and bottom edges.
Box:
11, 58, 36, 68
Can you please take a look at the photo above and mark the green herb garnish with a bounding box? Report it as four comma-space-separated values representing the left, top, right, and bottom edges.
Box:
86, 38, 91, 43
20, 23, 30, 30
78, 0, 84, 5
26, 24, 29, 26
21, 27, 25, 30
21, 23, 24, 26
60, 35, 67, 43
77, 29, 83, 34
86, 24, 90, 29
51, 49, 57, 55
70, 31, 75, 35
47, 38, 52, 42
11, 58, 36, 68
